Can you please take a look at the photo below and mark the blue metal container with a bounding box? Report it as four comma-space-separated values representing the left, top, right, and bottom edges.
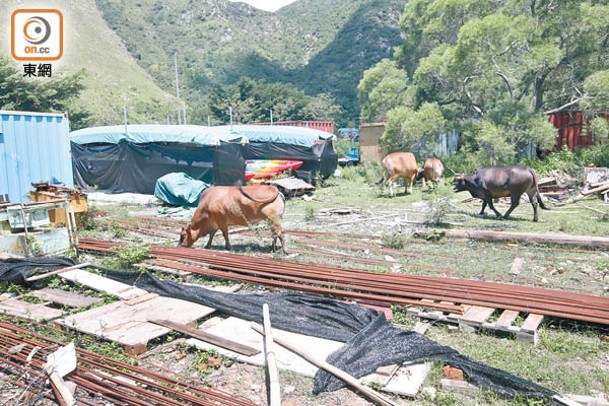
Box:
0, 111, 73, 203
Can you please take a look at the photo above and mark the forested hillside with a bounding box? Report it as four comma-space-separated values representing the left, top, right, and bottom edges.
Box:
0, 0, 176, 128
94, 0, 407, 126
359, 0, 609, 170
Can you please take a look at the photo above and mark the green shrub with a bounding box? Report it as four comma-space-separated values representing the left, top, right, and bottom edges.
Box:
101, 243, 150, 270
422, 184, 454, 226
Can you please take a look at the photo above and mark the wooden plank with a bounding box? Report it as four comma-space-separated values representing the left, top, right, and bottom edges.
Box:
520, 314, 544, 333
376, 364, 400, 377
187, 316, 344, 377
251, 323, 399, 406
460, 306, 495, 326
382, 363, 431, 397
137, 262, 191, 277
149, 319, 259, 356
57, 296, 215, 354
495, 310, 520, 328
262, 304, 281, 406
29, 288, 102, 308
510, 257, 524, 276
124, 293, 159, 306
60, 269, 147, 299
0, 298, 63, 321
26, 262, 91, 282
441, 379, 477, 395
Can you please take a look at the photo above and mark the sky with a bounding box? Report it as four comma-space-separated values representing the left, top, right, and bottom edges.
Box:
229, 0, 298, 12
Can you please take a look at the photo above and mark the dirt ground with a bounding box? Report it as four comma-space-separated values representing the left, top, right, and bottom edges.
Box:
4, 175, 609, 405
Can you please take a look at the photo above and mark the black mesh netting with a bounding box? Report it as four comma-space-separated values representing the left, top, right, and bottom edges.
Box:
0, 258, 556, 398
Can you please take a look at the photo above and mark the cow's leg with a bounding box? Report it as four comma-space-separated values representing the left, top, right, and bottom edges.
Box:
205, 230, 217, 249
220, 226, 231, 250
269, 217, 286, 254
503, 195, 520, 219
479, 200, 487, 215
405, 174, 414, 194
527, 191, 539, 222
422, 177, 427, 190
486, 196, 503, 218
387, 175, 397, 197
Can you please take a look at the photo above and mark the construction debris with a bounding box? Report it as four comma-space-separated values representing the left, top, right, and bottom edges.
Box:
0, 320, 255, 406
78, 239, 609, 326
251, 323, 399, 406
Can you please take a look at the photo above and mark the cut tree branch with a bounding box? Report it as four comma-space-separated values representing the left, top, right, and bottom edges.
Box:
543, 97, 585, 115
495, 71, 514, 102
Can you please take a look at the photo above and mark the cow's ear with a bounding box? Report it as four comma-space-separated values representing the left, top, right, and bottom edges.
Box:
186, 224, 192, 231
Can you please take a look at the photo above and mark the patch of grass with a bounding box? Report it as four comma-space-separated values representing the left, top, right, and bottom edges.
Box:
391, 305, 415, 329
539, 327, 607, 360
100, 243, 150, 270
304, 206, 317, 222
422, 184, 454, 226
339, 165, 362, 182
381, 232, 407, 249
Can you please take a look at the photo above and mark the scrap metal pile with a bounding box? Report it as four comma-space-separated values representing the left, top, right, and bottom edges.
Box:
79, 239, 609, 325
0, 321, 255, 406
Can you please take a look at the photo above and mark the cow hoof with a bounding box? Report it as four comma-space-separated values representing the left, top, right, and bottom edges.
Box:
533, 217, 539, 222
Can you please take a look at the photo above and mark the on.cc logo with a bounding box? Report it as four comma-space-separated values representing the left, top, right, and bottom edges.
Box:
11, 9, 63, 61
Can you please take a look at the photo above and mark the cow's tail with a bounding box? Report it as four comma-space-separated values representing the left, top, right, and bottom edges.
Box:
239, 186, 279, 204
529, 168, 549, 210
376, 157, 390, 185
278, 192, 286, 216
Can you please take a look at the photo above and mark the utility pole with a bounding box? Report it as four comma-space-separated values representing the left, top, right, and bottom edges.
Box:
229, 107, 233, 130
270, 109, 273, 125
174, 53, 181, 124
122, 94, 128, 134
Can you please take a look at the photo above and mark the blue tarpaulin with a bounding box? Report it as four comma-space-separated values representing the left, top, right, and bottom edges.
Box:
71, 124, 245, 145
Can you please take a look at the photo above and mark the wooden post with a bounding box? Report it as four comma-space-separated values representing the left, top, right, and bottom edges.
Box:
262, 304, 281, 406
581, 182, 609, 196
251, 323, 398, 406
26, 262, 91, 282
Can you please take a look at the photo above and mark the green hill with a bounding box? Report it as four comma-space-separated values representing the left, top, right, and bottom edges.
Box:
0, 0, 176, 127
0, 0, 407, 126
95, 0, 407, 126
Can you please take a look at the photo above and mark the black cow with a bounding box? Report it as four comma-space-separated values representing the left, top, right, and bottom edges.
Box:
454, 166, 548, 221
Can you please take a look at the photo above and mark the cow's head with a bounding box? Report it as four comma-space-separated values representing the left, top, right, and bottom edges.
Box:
178, 224, 194, 248
453, 174, 470, 192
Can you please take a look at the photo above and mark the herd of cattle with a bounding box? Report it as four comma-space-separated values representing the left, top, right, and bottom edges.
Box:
380, 152, 547, 222
178, 152, 548, 252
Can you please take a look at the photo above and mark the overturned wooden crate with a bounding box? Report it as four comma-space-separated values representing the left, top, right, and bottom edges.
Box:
407, 300, 544, 345
30, 189, 89, 227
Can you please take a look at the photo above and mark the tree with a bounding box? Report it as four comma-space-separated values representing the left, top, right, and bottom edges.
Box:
382, 102, 446, 155
361, 0, 609, 162
0, 58, 91, 129
206, 78, 342, 125
358, 59, 411, 122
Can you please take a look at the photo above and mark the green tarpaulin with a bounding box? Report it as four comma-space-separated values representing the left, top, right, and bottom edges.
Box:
154, 172, 209, 207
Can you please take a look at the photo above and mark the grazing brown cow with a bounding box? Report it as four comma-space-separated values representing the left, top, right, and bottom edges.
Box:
380, 152, 418, 196
178, 185, 286, 252
417, 157, 445, 189
454, 166, 548, 222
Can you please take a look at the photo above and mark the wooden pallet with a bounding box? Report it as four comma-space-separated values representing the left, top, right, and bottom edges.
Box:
56, 294, 216, 355
407, 300, 544, 345
0, 288, 103, 322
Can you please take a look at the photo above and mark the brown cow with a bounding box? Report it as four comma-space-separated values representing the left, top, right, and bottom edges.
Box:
178, 185, 286, 252
417, 158, 445, 189
380, 152, 418, 196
